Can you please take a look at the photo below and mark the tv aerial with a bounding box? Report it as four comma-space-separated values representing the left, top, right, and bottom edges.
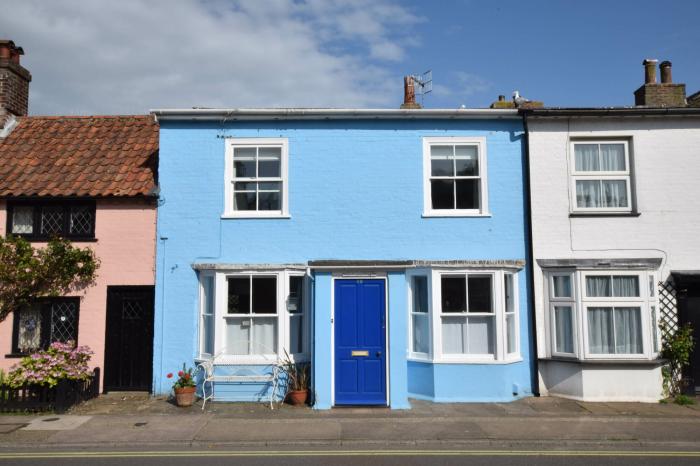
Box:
410, 70, 433, 104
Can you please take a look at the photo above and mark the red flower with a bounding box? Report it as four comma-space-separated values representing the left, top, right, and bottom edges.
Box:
166, 373, 173, 378
184, 373, 191, 380
178, 370, 184, 377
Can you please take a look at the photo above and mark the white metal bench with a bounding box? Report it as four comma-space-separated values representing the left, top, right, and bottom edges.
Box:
195, 345, 282, 410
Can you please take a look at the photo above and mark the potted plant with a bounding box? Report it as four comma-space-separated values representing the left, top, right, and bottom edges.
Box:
280, 350, 310, 406
167, 364, 196, 407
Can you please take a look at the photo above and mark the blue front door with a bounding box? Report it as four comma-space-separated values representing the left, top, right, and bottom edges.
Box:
334, 279, 387, 405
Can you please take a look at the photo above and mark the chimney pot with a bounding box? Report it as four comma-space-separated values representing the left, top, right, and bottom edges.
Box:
660, 60, 672, 84
400, 75, 422, 109
643, 59, 658, 84
498, 95, 505, 102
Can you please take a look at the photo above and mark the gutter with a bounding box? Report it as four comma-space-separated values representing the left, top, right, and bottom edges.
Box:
521, 107, 700, 117
522, 112, 540, 397
150, 108, 519, 121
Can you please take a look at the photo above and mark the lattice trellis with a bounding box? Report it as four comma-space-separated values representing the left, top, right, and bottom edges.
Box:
658, 279, 679, 344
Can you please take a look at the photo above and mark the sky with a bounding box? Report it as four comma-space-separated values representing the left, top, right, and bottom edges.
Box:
1, 0, 698, 115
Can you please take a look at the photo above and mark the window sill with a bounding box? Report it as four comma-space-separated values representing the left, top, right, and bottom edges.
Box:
422, 211, 491, 218
569, 212, 640, 218
4, 353, 27, 359
540, 356, 666, 366
431, 357, 523, 365
11, 237, 98, 243
221, 214, 291, 220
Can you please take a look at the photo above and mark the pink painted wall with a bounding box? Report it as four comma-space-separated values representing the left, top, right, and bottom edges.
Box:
0, 198, 156, 388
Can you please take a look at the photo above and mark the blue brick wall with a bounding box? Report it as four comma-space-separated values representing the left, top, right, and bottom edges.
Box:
153, 118, 533, 404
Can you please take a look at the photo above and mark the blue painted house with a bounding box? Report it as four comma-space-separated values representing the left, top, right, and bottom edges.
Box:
151, 105, 535, 409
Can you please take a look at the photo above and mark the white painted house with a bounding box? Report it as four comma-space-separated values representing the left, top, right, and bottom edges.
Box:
524, 60, 700, 402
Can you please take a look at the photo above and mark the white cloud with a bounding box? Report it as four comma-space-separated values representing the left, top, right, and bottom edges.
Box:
0, 0, 422, 115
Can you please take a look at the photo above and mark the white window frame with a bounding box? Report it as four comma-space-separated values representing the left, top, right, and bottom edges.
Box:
422, 137, 489, 217
429, 269, 520, 364
406, 269, 432, 360
544, 269, 659, 361
503, 272, 520, 357
547, 271, 577, 358
223, 138, 290, 218
204, 269, 308, 365
569, 140, 632, 214
197, 272, 216, 360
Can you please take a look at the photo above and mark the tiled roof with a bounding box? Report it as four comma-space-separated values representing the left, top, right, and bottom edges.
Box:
0, 115, 158, 197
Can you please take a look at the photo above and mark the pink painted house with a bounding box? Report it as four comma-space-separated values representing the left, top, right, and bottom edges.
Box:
0, 40, 158, 391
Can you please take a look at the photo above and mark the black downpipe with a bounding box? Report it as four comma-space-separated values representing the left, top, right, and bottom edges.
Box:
521, 111, 540, 396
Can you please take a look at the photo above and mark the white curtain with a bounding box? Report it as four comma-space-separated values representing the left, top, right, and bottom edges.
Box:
612, 276, 639, 297
600, 144, 625, 171
586, 276, 612, 297
575, 144, 599, 171
576, 180, 602, 207
554, 306, 574, 353
614, 307, 643, 354
442, 316, 466, 354
226, 318, 251, 355
602, 180, 628, 207
252, 318, 277, 354
587, 307, 614, 353
552, 276, 572, 298
12, 206, 34, 234
467, 316, 494, 355
413, 314, 429, 354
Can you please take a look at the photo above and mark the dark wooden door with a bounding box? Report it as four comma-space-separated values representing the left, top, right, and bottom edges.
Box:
104, 286, 154, 392
677, 278, 700, 393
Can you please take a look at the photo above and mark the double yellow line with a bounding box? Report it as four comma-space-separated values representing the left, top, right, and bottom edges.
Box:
0, 450, 700, 459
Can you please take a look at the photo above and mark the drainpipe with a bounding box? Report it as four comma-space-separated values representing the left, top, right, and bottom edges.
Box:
521, 111, 540, 396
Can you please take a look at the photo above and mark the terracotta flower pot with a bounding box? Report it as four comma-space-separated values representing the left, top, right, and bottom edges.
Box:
174, 386, 196, 407
287, 389, 308, 406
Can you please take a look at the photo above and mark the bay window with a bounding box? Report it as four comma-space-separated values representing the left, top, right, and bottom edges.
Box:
545, 269, 660, 360
197, 269, 307, 362
408, 268, 520, 362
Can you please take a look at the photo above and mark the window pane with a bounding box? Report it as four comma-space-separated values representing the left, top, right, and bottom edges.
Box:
554, 306, 574, 354
587, 307, 614, 354
234, 192, 257, 211
600, 144, 626, 171
455, 145, 478, 176
258, 191, 281, 211
504, 274, 515, 313
11, 206, 33, 234
234, 182, 256, 191
506, 315, 516, 354
412, 276, 428, 314
576, 180, 602, 208
290, 315, 303, 353
649, 276, 655, 297
468, 276, 492, 313
258, 147, 281, 177
586, 276, 611, 297
574, 144, 599, 171
252, 277, 276, 314
441, 276, 466, 312
202, 315, 214, 355
442, 316, 466, 354
602, 180, 628, 208
228, 277, 250, 313
412, 313, 429, 354
258, 182, 281, 191
201, 276, 215, 355
614, 307, 643, 354
552, 275, 572, 298
467, 316, 494, 354
234, 160, 256, 178
431, 158, 453, 176
651, 306, 659, 353
431, 180, 454, 209
430, 145, 453, 158
16, 304, 42, 353
69, 205, 94, 236
226, 318, 251, 355
613, 276, 639, 297
456, 179, 479, 210
49, 301, 78, 344
288, 276, 304, 314
252, 317, 277, 354
234, 147, 256, 159
41, 206, 64, 236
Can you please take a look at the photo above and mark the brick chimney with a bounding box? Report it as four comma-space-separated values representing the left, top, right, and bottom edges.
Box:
400, 76, 422, 109
634, 59, 686, 107
0, 40, 31, 126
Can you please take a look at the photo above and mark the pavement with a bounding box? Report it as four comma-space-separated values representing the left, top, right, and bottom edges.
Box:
1, 393, 700, 450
